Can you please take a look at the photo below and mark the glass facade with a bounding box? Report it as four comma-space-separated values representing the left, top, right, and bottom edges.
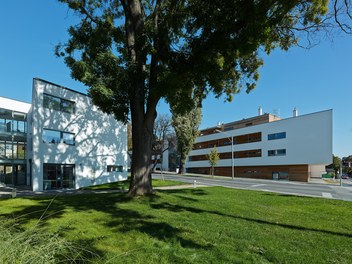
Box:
0, 108, 27, 186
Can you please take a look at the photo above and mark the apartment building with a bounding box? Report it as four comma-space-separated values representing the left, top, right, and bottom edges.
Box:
186, 108, 332, 182
0, 78, 128, 191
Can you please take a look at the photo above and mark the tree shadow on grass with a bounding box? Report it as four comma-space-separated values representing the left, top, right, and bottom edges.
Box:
149, 196, 352, 239
0, 191, 211, 261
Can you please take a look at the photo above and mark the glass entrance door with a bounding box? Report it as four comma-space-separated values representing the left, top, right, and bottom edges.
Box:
0, 164, 13, 185
43, 164, 75, 190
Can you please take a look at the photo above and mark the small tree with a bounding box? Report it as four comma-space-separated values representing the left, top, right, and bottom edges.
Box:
207, 146, 220, 176
326, 154, 341, 177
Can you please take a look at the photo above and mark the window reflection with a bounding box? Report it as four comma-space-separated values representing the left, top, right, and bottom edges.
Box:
43, 129, 61, 144
43, 94, 75, 114
42, 129, 75, 146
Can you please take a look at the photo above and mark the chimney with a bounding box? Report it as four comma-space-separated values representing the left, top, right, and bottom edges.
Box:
293, 107, 298, 117
258, 106, 263, 116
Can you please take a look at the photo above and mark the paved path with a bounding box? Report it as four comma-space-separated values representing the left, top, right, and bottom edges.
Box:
1, 174, 351, 202
152, 173, 352, 202
0, 183, 202, 199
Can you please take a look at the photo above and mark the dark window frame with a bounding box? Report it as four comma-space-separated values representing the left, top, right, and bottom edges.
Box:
268, 149, 286, 156
268, 132, 286, 141
42, 128, 75, 146
107, 165, 123, 172
43, 93, 76, 114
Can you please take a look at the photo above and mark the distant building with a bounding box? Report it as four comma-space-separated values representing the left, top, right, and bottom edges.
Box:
186, 108, 332, 182
0, 78, 128, 191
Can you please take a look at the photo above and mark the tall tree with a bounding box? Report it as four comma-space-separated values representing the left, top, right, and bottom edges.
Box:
207, 146, 220, 176
152, 114, 174, 170
172, 104, 201, 174
56, 0, 350, 196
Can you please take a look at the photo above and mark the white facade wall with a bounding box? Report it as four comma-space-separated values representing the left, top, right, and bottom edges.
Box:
186, 110, 332, 169
30, 79, 128, 191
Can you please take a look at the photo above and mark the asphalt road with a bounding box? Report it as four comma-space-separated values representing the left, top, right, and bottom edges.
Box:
152, 173, 352, 202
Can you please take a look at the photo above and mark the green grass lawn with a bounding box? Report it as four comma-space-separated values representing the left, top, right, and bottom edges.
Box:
81, 178, 186, 190
1, 187, 352, 263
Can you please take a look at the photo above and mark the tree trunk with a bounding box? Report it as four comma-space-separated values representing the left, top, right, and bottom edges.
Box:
178, 162, 185, 174
178, 152, 186, 174
129, 111, 155, 196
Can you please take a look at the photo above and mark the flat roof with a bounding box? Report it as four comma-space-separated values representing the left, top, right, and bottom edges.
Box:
0, 96, 31, 113
34, 78, 89, 97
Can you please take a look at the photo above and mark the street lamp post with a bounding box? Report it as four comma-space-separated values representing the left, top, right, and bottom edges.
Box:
215, 129, 234, 180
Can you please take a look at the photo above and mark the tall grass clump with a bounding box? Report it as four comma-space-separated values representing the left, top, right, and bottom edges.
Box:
0, 217, 94, 263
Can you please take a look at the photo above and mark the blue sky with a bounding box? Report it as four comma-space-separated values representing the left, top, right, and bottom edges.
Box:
1, 1, 351, 158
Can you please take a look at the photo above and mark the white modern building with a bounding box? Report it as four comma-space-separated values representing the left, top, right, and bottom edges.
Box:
186, 108, 332, 182
0, 78, 128, 191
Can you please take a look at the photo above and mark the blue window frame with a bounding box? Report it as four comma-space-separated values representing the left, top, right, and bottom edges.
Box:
268, 132, 286, 140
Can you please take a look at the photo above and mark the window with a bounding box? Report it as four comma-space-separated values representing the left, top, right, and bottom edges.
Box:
43, 129, 61, 144
62, 132, 75, 145
107, 165, 123, 172
61, 99, 75, 113
43, 94, 61, 111
268, 149, 286, 156
268, 132, 286, 140
43, 94, 75, 114
43, 129, 75, 145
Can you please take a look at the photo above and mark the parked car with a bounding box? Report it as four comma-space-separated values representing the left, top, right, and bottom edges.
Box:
341, 174, 349, 179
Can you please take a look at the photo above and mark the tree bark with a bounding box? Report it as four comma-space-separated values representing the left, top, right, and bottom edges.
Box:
121, 0, 156, 196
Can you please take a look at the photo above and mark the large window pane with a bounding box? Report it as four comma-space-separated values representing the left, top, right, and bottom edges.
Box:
43, 129, 61, 144
17, 121, 25, 133
43, 93, 75, 114
0, 141, 5, 157
17, 143, 25, 159
62, 132, 75, 145
61, 99, 75, 114
6, 121, 12, 132
43, 94, 61, 111
5, 142, 12, 158
0, 119, 5, 132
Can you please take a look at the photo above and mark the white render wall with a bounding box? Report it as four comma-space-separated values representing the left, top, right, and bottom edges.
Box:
186, 110, 332, 169
30, 79, 128, 191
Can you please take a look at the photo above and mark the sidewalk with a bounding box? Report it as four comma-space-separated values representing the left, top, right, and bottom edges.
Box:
0, 184, 206, 199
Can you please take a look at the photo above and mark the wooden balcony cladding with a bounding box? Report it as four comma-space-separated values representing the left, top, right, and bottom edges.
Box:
193, 132, 261, 150
234, 132, 261, 145
187, 165, 309, 182
188, 149, 262, 161
234, 149, 262, 159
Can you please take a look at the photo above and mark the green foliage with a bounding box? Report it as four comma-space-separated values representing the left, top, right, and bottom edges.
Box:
207, 146, 220, 175
1, 188, 352, 263
326, 154, 341, 174
171, 105, 202, 173
57, 0, 330, 121
56, 0, 333, 194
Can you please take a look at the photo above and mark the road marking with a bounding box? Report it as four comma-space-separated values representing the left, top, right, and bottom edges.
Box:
251, 184, 266, 188
322, 192, 333, 198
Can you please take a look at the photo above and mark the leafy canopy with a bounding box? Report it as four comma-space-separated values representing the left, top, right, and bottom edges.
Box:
56, 0, 330, 121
